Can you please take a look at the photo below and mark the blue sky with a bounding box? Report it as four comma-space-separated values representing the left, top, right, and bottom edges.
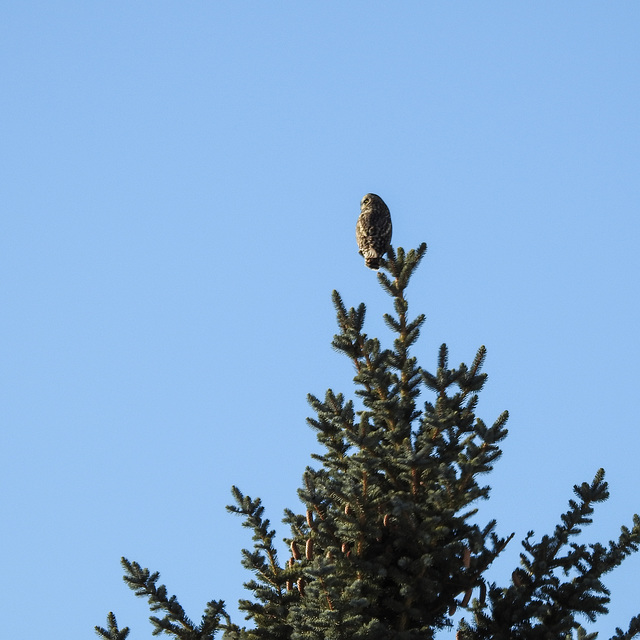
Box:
1, 3, 639, 638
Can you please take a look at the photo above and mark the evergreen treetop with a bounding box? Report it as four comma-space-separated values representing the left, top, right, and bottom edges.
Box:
96, 244, 640, 640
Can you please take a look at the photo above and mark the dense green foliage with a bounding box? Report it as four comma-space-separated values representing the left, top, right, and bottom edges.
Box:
97, 245, 640, 640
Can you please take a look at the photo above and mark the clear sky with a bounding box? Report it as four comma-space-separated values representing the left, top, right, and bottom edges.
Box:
1, 3, 639, 638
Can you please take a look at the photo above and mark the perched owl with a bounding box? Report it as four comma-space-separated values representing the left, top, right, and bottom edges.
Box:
356, 193, 392, 270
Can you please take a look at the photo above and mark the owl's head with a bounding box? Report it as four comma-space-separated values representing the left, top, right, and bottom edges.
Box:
360, 193, 383, 210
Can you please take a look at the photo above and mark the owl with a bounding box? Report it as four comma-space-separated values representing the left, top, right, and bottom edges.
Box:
356, 193, 392, 270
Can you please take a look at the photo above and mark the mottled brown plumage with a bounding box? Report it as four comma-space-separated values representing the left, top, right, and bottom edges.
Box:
356, 193, 392, 270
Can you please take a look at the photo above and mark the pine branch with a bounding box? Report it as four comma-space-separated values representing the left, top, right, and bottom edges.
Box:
95, 612, 130, 640
463, 470, 640, 639
226, 487, 297, 639
120, 557, 232, 639
609, 614, 640, 640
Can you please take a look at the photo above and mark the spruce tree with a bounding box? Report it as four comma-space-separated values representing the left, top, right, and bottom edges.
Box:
96, 244, 640, 640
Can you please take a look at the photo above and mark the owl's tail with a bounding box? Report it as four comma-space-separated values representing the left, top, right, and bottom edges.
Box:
362, 250, 382, 270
